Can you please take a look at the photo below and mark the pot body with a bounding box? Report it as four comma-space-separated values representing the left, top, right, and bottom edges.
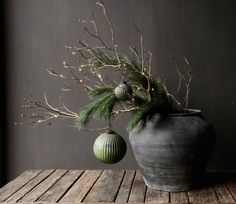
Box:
129, 109, 216, 192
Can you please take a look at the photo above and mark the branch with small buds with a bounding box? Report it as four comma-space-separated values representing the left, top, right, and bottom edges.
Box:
17, 94, 78, 127
182, 56, 192, 110
47, 67, 93, 91
171, 56, 192, 110
97, 0, 120, 63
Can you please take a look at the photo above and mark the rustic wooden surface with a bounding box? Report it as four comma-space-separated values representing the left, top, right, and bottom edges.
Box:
0, 170, 236, 203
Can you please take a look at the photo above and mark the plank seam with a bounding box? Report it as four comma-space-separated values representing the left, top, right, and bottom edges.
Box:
113, 170, 126, 202
213, 185, 221, 202
127, 170, 137, 202
209, 175, 220, 203
15, 170, 56, 202
143, 183, 147, 203
80, 170, 104, 202
34, 170, 68, 202
185, 191, 190, 204
56, 170, 85, 202
226, 183, 236, 202
186, 191, 191, 204
2, 170, 43, 202
212, 185, 220, 202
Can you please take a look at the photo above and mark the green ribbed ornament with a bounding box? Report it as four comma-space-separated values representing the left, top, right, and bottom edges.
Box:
93, 130, 127, 164
114, 82, 133, 100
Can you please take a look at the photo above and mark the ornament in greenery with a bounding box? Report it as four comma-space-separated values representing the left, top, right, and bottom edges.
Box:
114, 82, 133, 100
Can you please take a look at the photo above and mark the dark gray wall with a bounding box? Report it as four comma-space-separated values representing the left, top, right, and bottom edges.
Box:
0, 0, 7, 186
4, 0, 236, 182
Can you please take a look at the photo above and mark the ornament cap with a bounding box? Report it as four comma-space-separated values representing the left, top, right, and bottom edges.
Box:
106, 128, 116, 134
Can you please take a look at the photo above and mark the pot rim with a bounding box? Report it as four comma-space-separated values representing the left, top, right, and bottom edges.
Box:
168, 109, 201, 117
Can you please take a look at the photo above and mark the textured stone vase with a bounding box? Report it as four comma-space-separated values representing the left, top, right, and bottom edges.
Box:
129, 109, 216, 192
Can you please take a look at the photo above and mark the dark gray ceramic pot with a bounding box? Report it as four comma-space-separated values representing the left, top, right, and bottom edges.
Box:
129, 109, 216, 192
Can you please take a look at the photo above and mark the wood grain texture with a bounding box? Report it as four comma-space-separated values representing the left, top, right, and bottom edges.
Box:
6, 170, 54, 202
226, 172, 236, 201
214, 184, 235, 203
18, 169, 67, 202
60, 170, 102, 202
128, 170, 146, 203
115, 170, 136, 202
145, 187, 169, 203
2, 170, 236, 203
0, 170, 41, 202
38, 170, 83, 202
83, 170, 124, 202
170, 192, 189, 203
188, 185, 219, 203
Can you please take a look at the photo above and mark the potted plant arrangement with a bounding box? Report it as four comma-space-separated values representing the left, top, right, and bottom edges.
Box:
18, 0, 216, 192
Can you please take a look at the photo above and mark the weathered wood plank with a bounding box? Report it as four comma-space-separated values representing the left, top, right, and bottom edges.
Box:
214, 184, 235, 203
145, 187, 169, 203
59, 170, 102, 202
0, 170, 41, 202
187, 185, 219, 203
38, 170, 83, 202
18, 169, 67, 202
6, 170, 54, 202
83, 170, 124, 202
128, 170, 146, 202
225, 171, 236, 201
115, 170, 136, 202
170, 192, 189, 203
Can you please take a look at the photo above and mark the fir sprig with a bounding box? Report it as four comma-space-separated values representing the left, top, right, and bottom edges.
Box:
89, 86, 114, 97
127, 103, 152, 132
75, 93, 117, 129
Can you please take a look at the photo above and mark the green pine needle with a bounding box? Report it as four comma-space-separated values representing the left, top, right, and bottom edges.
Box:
89, 86, 114, 97
127, 103, 151, 132
73, 49, 177, 132
75, 93, 117, 129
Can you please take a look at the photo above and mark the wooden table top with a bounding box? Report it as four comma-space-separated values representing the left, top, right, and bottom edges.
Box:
0, 170, 235, 203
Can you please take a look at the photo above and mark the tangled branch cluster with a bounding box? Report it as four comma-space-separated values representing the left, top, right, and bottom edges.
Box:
16, 0, 192, 132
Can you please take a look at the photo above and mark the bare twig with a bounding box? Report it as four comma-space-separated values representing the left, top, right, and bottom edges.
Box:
20, 94, 78, 127
83, 26, 114, 51
43, 93, 78, 118
78, 11, 114, 51
183, 56, 192, 110
130, 21, 144, 72
148, 51, 152, 76
97, 0, 120, 63
171, 56, 192, 110
47, 67, 93, 91
162, 83, 181, 107
112, 107, 138, 114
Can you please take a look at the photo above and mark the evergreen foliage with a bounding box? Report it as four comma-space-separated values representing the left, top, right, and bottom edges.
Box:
75, 93, 117, 129
89, 86, 114, 97
127, 103, 152, 132
74, 51, 177, 131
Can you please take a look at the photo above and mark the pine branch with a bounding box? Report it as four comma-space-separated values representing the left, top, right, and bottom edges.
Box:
127, 103, 151, 132
89, 86, 114, 97
75, 93, 117, 129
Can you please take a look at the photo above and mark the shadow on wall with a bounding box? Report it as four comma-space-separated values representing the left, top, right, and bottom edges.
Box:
0, 0, 8, 186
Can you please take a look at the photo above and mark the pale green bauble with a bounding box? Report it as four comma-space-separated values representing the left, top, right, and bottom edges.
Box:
93, 130, 127, 164
114, 82, 133, 100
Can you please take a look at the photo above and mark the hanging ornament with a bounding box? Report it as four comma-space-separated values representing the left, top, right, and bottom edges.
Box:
114, 82, 133, 100
93, 130, 127, 164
